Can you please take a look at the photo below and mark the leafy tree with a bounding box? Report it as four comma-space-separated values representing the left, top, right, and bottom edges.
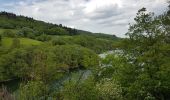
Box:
96, 78, 123, 100
51, 37, 67, 45
0, 48, 29, 81
18, 27, 35, 38
15, 81, 48, 99
122, 8, 170, 99
35, 34, 51, 42
30, 48, 60, 82
61, 78, 100, 100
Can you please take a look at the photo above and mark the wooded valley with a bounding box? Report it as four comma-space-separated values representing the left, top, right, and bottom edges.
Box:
0, 2, 170, 100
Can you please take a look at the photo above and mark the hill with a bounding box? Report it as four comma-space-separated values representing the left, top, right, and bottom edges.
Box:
0, 11, 119, 40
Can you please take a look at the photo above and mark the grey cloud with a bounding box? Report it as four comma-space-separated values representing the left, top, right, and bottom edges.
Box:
86, 5, 122, 20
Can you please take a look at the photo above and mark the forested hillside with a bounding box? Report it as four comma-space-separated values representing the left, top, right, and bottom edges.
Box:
0, 12, 118, 39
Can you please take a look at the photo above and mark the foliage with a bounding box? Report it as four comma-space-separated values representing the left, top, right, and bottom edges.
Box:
14, 81, 48, 99
92, 7, 170, 100
0, 44, 99, 82
0, 48, 29, 80
35, 34, 51, 42
96, 78, 123, 100
60, 76, 122, 100
18, 27, 36, 38
61, 77, 100, 100
51, 35, 117, 53
2, 29, 17, 37
121, 8, 170, 99
51, 45, 99, 69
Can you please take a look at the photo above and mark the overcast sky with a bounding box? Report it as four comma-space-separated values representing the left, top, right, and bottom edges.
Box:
0, 0, 168, 37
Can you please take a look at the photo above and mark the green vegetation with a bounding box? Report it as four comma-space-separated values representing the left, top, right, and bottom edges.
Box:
0, 4, 170, 100
51, 35, 118, 53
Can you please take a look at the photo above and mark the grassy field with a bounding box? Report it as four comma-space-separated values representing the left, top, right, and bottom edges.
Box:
1, 37, 43, 47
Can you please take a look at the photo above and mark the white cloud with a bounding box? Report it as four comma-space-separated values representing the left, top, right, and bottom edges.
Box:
0, 0, 168, 37
84, 0, 123, 13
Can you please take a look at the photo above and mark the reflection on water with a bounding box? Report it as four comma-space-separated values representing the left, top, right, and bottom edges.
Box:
50, 69, 91, 92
